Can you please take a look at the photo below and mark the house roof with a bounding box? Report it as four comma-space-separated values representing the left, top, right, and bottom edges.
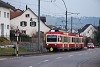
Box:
25, 8, 50, 29
40, 16, 46, 23
10, 8, 50, 29
0, 0, 15, 9
80, 24, 91, 32
80, 24, 97, 33
10, 9, 24, 19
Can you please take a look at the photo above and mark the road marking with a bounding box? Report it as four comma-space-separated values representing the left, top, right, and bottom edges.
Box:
78, 54, 82, 55
56, 57, 62, 59
29, 66, 33, 67
0, 58, 7, 60
43, 60, 49, 62
69, 55, 73, 57
78, 65, 81, 67
37, 60, 49, 65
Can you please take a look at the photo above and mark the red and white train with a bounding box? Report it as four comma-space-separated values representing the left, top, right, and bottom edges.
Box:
45, 30, 84, 52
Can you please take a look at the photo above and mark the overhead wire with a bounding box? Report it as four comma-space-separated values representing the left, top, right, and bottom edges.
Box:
4, 0, 82, 28
7, 0, 65, 17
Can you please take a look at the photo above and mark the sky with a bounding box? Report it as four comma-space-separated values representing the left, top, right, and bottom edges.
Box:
2, 0, 100, 17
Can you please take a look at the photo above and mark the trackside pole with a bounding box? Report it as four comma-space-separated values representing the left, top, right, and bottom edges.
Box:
16, 36, 19, 57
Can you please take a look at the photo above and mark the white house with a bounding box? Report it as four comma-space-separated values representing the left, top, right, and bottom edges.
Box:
0, 1, 13, 39
79, 24, 97, 39
10, 8, 50, 37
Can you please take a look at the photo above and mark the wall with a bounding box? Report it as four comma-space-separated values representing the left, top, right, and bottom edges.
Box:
11, 9, 50, 37
0, 7, 10, 39
80, 25, 97, 38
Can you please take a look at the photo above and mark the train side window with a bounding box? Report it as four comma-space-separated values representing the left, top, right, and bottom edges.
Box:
72, 37, 74, 42
74, 38, 76, 42
64, 37, 68, 42
78, 38, 79, 43
79, 38, 81, 43
58, 36, 62, 42
75, 38, 76, 43
68, 37, 70, 43
82, 38, 84, 42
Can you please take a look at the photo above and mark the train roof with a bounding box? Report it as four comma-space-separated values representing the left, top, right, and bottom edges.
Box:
46, 31, 84, 38
68, 33, 76, 36
46, 32, 64, 34
79, 35, 84, 37
46, 31, 77, 36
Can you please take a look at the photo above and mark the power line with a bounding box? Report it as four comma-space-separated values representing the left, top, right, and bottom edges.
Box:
4, 0, 80, 18
6, 0, 65, 17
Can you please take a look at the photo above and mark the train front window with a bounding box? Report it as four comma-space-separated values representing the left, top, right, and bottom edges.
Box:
47, 35, 57, 42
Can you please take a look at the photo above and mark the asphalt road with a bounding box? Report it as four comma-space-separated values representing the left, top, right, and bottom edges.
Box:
0, 48, 100, 67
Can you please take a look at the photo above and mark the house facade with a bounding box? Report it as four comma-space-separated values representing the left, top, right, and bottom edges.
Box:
0, 1, 13, 39
10, 8, 50, 37
80, 24, 97, 39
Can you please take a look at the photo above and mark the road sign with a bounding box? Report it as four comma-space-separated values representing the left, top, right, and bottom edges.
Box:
15, 33, 19, 36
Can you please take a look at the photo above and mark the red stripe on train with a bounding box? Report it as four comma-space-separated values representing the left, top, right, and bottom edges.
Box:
69, 44, 75, 47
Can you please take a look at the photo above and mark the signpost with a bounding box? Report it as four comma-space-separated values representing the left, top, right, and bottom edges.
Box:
15, 29, 20, 57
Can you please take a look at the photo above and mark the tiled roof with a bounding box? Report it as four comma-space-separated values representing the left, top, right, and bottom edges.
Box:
10, 9, 24, 19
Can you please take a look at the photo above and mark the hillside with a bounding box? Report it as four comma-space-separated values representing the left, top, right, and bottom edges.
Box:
45, 15, 100, 29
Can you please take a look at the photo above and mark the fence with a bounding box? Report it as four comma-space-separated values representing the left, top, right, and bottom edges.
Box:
0, 38, 47, 56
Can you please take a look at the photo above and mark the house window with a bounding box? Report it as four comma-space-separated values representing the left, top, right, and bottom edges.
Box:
21, 30, 26, 34
25, 14, 30, 17
4, 12, 6, 18
20, 21, 27, 27
0, 11, 1, 17
7, 25, 9, 29
30, 21, 36, 27
7, 13, 9, 18
87, 30, 89, 33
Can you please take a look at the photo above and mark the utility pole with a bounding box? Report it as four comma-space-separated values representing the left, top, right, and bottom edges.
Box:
62, 0, 67, 31
71, 16, 72, 33
66, 10, 67, 31
38, 0, 40, 52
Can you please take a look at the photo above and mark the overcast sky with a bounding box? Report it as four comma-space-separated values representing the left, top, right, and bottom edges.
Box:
2, 0, 100, 17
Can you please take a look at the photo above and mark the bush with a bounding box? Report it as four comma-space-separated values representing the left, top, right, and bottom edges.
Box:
0, 37, 11, 46
0, 37, 9, 42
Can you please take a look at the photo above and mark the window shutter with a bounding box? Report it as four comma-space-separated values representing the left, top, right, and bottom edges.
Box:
20, 22, 22, 26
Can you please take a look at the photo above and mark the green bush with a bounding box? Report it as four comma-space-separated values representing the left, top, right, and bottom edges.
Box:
0, 37, 11, 46
0, 37, 9, 42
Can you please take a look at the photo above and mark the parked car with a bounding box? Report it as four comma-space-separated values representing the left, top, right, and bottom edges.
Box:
87, 43, 95, 48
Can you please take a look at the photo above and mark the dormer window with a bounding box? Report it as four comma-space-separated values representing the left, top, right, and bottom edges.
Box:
30, 21, 36, 27
20, 21, 27, 27
25, 14, 30, 17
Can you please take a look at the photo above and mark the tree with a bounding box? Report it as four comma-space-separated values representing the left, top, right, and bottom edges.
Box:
95, 29, 100, 45
94, 19, 100, 46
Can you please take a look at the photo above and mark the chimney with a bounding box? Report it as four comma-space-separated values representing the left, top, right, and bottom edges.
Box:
26, 5, 28, 10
